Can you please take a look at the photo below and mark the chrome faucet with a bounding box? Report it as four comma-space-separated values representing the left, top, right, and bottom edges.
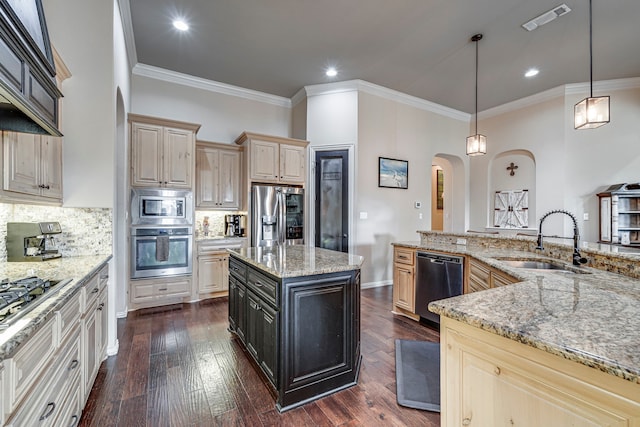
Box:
536, 209, 588, 266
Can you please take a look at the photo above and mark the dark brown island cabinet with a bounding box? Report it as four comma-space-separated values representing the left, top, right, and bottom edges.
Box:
227, 246, 363, 412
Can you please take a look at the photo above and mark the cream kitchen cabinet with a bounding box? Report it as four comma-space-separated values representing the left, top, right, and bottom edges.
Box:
129, 114, 201, 189
235, 132, 308, 186
81, 264, 109, 402
466, 257, 519, 293
2, 131, 63, 201
196, 141, 242, 209
441, 317, 640, 427
129, 276, 192, 310
392, 246, 418, 321
196, 238, 247, 300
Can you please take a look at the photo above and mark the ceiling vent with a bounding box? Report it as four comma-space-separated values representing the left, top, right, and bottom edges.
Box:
522, 4, 571, 31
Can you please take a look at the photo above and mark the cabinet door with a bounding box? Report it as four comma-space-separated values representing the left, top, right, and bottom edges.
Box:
279, 143, 305, 184
246, 290, 262, 360
131, 122, 163, 186
468, 259, 490, 293
236, 283, 247, 343
228, 275, 238, 331
3, 131, 40, 195
393, 263, 415, 312
97, 289, 108, 361
198, 253, 229, 294
259, 302, 278, 387
218, 149, 241, 209
195, 146, 219, 208
82, 303, 98, 402
250, 140, 279, 182
40, 136, 63, 199
163, 127, 193, 188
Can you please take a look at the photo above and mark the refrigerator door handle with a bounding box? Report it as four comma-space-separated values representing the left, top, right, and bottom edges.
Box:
278, 190, 285, 245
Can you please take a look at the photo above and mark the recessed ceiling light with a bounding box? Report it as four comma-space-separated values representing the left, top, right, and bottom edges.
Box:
326, 67, 337, 77
525, 68, 539, 78
173, 19, 189, 31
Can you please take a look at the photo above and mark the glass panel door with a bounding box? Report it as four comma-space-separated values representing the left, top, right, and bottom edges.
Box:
285, 193, 304, 240
315, 150, 349, 252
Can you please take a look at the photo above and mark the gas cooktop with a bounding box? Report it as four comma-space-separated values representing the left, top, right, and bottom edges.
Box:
0, 276, 71, 330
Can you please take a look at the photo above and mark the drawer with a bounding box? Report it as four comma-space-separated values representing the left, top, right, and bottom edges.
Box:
83, 273, 101, 314
57, 291, 81, 343
469, 259, 490, 281
229, 256, 247, 280
97, 265, 109, 291
5, 316, 57, 414
6, 327, 81, 427
247, 268, 277, 306
394, 248, 415, 265
131, 277, 191, 301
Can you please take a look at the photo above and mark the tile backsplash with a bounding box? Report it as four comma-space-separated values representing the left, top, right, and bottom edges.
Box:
0, 203, 112, 261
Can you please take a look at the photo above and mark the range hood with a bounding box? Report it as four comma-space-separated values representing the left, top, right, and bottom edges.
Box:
0, 0, 62, 136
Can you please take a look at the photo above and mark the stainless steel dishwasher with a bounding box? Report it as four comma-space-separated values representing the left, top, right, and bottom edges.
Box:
415, 251, 464, 324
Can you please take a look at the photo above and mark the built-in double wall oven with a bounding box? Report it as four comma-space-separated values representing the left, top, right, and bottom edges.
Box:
130, 188, 193, 279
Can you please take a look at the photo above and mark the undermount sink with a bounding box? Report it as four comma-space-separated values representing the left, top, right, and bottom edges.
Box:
496, 258, 591, 274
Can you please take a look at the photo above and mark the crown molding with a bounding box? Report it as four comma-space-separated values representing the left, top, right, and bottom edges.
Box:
116, 0, 137, 70
480, 77, 640, 119
132, 63, 292, 108
301, 79, 470, 122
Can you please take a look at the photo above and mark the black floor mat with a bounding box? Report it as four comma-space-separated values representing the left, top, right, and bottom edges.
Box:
394, 339, 440, 412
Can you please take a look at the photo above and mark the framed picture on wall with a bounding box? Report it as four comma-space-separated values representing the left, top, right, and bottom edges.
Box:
436, 169, 444, 209
378, 157, 408, 189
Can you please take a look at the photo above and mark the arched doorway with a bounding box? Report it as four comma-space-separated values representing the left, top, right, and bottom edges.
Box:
432, 154, 466, 233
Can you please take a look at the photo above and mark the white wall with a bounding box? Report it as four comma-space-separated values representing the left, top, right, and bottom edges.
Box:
471, 84, 640, 241
131, 75, 291, 143
44, 0, 115, 208
489, 150, 536, 229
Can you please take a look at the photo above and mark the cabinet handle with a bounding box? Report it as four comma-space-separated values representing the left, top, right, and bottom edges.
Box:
92, 287, 99, 294
462, 418, 471, 426
69, 414, 79, 427
254, 281, 263, 287
68, 359, 80, 371
97, 303, 105, 311
158, 287, 168, 291
38, 184, 50, 189
398, 255, 408, 260
40, 402, 56, 420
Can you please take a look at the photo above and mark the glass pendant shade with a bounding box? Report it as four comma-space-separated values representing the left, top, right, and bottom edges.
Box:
574, 95, 610, 129
466, 134, 487, 156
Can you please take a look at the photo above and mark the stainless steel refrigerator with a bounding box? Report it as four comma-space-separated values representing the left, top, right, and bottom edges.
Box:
251, 185, 304, 247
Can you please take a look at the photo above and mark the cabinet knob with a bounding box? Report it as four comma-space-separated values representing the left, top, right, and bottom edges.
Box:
494, 366, 501, 375
70, 414, 79, 427
462, 418, 472, 426
97, 303, 105, 311
68, 359, 80, 371
92, 287, 99, 294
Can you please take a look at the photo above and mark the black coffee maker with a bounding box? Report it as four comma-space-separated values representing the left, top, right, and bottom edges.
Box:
224, 215, 246, 237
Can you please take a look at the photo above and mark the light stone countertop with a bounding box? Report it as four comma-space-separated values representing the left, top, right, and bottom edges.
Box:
0, 254, 112, 360
392, 240, 640, 383
229, 245, 364, 278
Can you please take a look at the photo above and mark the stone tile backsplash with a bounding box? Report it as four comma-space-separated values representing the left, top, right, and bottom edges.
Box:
0, 203, 112, 261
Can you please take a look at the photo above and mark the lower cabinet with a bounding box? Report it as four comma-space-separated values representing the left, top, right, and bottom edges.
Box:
228, 254, 361, 412
441, 317, 640, 426
392, 246, 417, 320
2, 262, 109, 426
467, 257, 519, 293
197, 251, 229, 296
129, 275, 191, 310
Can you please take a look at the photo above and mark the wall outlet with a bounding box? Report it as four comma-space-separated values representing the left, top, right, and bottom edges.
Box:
415, 201, 422, 209
583, 213, 589, 220
456, 238, 467, 245
359, 212, 368, 220
419, 213, 423, 219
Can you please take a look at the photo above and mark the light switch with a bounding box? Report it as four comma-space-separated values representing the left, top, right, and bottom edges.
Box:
583, 213, 589, 220
360, 212, 368, 220
419, 213, 423, 219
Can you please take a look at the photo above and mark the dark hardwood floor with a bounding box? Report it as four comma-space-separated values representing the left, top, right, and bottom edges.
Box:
80, 286, 440, 426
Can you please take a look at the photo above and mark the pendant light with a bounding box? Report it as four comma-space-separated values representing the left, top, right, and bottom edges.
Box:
467, 34, 486, 156
574, 0, 609, 129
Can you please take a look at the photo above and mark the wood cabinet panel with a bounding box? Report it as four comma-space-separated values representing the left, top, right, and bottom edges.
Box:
196, 142, 241, 209
441, 318, 640, 427
250, 139, 279, 181
130, 114, 199, 189
467, 258, 518, 293
392, 247, 417, 319
198, 253, 229, 295
279, 143, 305, 183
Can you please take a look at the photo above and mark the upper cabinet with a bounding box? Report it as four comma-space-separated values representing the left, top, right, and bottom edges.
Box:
2, 131, 62, 200
598, 183, 640, 247
0, 0, 62, 136
235, 132, 308, 186
196, 141, 242, 210
129, 114, 201, 189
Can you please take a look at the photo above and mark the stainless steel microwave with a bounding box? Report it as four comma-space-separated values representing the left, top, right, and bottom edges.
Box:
130, 188, 193, 226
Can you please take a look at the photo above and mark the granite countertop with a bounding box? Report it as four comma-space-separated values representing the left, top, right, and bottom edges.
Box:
229, 245, 364, 278
393, 240, 640, 383
0, 254, 112, 361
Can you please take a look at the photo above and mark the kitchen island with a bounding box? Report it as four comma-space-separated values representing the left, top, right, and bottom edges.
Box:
410, 232, 640, 426
227, 245, 363, 412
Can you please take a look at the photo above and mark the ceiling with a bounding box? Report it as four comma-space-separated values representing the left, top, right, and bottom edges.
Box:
127, 0, 640, 114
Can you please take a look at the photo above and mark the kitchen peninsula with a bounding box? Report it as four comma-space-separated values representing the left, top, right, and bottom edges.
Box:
398, 232, 640, 426
227, 245, 363, 412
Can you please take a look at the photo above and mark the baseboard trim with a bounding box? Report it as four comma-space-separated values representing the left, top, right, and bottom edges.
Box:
361, 280, 392, 289
107, 339, 120, 356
